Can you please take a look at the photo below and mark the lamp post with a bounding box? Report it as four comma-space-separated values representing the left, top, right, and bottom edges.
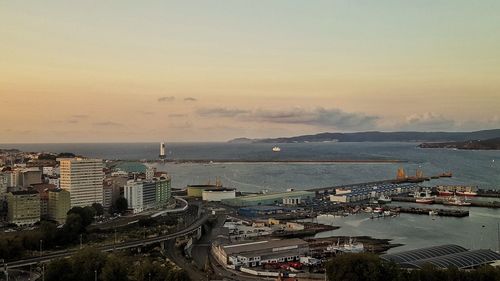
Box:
39, 240, 43, 257
94, 269, 97, 281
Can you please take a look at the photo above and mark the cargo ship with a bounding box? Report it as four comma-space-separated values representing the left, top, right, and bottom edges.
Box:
436, 186, 454, 196
439, 172, 452, 178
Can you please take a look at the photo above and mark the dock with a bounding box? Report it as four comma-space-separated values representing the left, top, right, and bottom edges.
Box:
391, 196, 500, 209
398, 207, 469, 217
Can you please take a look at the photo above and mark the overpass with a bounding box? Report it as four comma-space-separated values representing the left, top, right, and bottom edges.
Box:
4, 214, 209, 269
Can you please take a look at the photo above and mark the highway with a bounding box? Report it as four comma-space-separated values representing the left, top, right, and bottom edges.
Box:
4, 214, 209, 269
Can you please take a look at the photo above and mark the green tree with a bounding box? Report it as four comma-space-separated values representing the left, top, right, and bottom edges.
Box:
92, 203, 105, 216
68, 206, 96, 227
101, 254, 130, 281
114, 197, 128, 214
45, 258, 74, 281
71, 247, 107, 281
326, 253, 387, 281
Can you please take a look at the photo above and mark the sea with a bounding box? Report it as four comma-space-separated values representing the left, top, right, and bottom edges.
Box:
3, 142, 500, 252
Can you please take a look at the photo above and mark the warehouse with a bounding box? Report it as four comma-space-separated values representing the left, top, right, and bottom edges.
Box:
381, 244, 500, 269
221, 190, 314, 207
202, 188, 236, 201
212, 238, 309, 268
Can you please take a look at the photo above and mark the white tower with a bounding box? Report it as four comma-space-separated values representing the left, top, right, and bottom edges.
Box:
159, 142, 166, 159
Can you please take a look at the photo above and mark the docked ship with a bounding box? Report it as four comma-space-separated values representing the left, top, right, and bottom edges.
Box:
436, 186, 454, 196
377, 195, 392, 204
326, 238, 364, 253
272, 146, 281, 152
439, 172, 453, 178
414, 190, 435, 204
456, 190, 477, 197
444, 195, 471, 206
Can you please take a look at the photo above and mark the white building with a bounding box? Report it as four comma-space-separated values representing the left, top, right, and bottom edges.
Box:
124, 180, 143, 213
43, 166, 55, 176
202, 188, 236, 202
59, 158, 104, 208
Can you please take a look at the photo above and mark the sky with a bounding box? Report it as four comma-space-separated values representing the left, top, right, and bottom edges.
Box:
1, 0, 500, 143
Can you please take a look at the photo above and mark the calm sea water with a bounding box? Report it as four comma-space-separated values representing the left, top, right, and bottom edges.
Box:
3, 142, 499, 252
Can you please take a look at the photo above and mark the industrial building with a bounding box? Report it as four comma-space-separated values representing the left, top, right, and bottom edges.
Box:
59, 158, 104, 208
330, 183, 418, 203
212, 238, 309, 268
187, 184, 221, 198
6, 190, 41, 226
202, 188, 236, 201
221, 190, 314, 207
381, 244, 500, 269
238, 206, 293, 218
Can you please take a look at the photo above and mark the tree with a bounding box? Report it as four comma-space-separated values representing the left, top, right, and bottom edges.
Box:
114, 197, 128, 214
92, 203, 104, 216
45, 258, 74, 281
326, 253, 386, 281
71, 247, 107, 281
62, 213, 84, 243
101, 254, 130, 281
68, 206, 96, 227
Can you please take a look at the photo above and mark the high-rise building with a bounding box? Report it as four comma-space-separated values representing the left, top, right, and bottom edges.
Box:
47, 189, 70, 224
124, 174, 172, 213
0, 172, 7, 198
7, 190, 41, 226
159, 142, 166, 159
59, 158, 104, 208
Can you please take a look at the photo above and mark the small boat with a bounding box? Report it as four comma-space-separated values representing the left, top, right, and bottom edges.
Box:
415, 190, 435, 204
445, 195, 472, 206
272, 146, 281, 152
429, 210, 438, 216
439, 172, 452, 178
438, 190, 454, 196
378, 195, 392, 204
327, 238, 364, 253
363, 207, 373, 213
456, 191, 477, 197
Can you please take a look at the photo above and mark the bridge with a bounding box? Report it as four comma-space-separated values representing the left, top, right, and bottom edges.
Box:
3, 213, 209, 269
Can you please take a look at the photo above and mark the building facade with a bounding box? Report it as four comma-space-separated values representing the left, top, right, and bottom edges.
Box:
47, 189, 71, 224
124, 174, 172, 213
59, 158, 104, 208
7, 190, 41, 226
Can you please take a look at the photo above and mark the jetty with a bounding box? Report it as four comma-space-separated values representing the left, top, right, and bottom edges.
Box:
398, 207, 469, 217
392, 196, 500, 209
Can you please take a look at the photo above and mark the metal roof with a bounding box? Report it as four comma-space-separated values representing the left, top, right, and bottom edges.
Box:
381, 244, 468, 263
400, 249, 500, 269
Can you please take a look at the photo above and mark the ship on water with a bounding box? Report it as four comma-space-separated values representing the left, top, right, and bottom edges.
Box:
377, 194, 392, 204
414, 189, 435, 204
444, 195, 471, 206
272, 146, 281, 152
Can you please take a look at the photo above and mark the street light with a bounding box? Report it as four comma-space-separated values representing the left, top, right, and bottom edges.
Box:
39, 240, 43, 257
94, 269, 97, 281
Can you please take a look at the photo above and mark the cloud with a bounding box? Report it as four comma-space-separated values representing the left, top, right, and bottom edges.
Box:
67, 120, 80, 124
400, 112, 455, 131
158, 96, 175, 102
168, 113, 188, 118
93, 121, 123, 127
184, 97, 197, 102
197, 107, 251, 118
196, 107, 378, 130
71, 114, 88, 119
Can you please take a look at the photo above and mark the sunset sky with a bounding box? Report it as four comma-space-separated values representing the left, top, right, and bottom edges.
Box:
1, 1, 499, 143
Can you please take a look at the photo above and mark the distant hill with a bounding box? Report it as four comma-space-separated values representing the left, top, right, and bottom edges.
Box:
419, 137, 500, 150
229, 129, 500, 143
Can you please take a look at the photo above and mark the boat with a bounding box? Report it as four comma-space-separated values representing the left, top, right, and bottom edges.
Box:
378, 195, 392, 204
326, 238, 364, 253
438, 190, 454, 196
456, 191, 477, 197
429, 210, 438, 216
439, 172, 452, 178
414, 190, 435, 204
272, 146, 281, 152
363, 207, 373, 213
445, 195, 472, 206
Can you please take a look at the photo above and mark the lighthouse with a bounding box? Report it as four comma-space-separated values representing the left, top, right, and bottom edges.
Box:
159, 142, 166, 159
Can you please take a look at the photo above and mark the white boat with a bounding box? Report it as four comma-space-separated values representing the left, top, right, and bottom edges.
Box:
415, 189, 435, 204
272, 146, 281, 152
429, 210, 438, 216
326, 238, 364, 253
378, 195, 392, 204
445, 195, 471, 206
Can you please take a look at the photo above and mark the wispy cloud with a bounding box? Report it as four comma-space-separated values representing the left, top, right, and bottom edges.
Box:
168, 113, 188, 118
400, 112, 455, 131
184, 97, 197, 102
197, 107, 251, 118
196, 107, 378, 130
93, 121, 123, 127
71, 114, 88, 119
158, 96, 175, 102
138, 111, 155, 116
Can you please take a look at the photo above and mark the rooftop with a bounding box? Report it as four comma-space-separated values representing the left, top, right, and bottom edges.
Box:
221, 238, 308, 255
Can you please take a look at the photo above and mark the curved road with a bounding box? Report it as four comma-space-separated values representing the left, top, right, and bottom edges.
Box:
4, 214, 209, 269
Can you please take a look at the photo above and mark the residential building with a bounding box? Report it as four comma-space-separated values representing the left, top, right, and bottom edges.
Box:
31, 183, 54, 218
124, 174, 172, 213
7, 190, 41, 226
20, 168, 43, 187
0, 172, 7, 198
59, 158, 104, 208
47, 189, 70, 224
